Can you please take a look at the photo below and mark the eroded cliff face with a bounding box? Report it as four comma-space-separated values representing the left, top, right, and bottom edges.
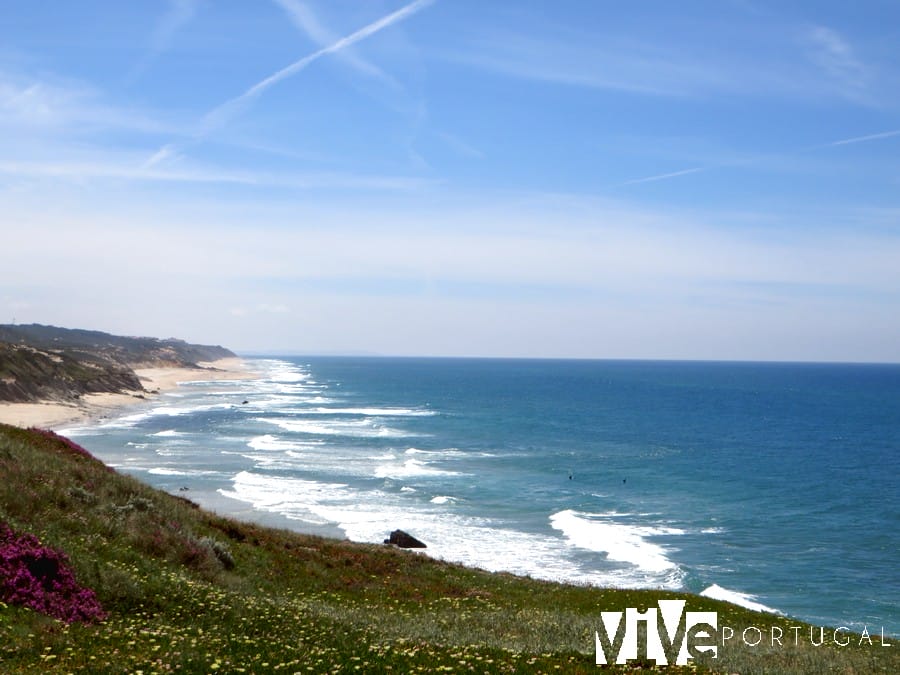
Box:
0, 343, 143, 402
0, 324, 235, 403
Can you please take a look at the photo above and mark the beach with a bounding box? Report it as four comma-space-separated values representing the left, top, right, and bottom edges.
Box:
0, 357, 257, 430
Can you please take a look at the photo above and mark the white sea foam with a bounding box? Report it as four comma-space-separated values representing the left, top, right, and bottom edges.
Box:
404, 447, 494, 458
701, 584, 781, 614
105, 411, 155, 426
430, 496, 456, 504
303, 407, 435, 417
246, 434, 319, 452
255, 417, 413, 438
154, 448, 183, 457
373, 458, 463, 479
155, 440, 192, 449
260, 394, 335, 404
152, 403, 234, 417
239, 453, 312, 471
150, 406, 198, 417
143, 467, 221, 477
268, 365, 311, 383
284, 449, 321, 461
236, 395, 305, 411
218, 470, 351, 526
550, 509, 681, 575
218, 471, 675, 588
152, 429, 184, 437
55, 426, 90, 436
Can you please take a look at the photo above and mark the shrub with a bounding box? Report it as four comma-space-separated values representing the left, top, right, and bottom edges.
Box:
109, 495, 155, 517
200, 536, 236, 571
67, 485, 98, 505
180, 535, 236, 571
0, 522, 106, 623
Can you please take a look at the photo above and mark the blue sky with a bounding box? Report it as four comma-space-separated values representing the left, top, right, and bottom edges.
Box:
2, 1, 899, 360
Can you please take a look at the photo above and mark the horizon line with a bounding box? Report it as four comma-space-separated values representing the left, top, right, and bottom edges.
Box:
234, 351, 900, 367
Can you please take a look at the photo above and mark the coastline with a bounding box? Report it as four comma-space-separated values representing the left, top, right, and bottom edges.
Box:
3, 424, 895, 673
4, 355, 894, 637
0, 357, 258, 430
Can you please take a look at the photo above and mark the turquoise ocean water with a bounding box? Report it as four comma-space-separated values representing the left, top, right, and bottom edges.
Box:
62, 357, 899, 634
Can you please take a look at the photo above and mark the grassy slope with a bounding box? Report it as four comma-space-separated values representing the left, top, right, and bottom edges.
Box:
0, 424, 895, 674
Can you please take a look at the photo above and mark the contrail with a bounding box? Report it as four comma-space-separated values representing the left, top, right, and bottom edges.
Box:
819, 129, 900, 148
242, 0, 432, 102
616, 167, 704, 187
145, 0, 433, 167
609, 127, 900, 192
271, 0, 391, 83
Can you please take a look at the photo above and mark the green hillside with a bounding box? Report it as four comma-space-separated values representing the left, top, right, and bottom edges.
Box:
0, 424, 894, 673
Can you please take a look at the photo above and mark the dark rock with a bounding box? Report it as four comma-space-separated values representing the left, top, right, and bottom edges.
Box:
383, 529, 427, 548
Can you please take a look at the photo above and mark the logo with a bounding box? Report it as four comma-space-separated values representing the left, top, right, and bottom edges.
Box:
595, 599, 717, 666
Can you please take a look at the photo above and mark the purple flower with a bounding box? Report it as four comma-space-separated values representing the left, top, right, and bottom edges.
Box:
0, 523, 106, 624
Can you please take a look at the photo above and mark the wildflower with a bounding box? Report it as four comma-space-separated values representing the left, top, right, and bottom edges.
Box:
0, 523, 106, 623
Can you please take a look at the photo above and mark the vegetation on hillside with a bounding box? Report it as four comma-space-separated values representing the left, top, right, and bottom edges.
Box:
0, 424, 895, 673
0, 324, 234, 403
0, 343, 143, 403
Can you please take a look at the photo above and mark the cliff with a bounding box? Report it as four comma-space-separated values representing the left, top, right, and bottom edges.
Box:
0, 324, 235, 403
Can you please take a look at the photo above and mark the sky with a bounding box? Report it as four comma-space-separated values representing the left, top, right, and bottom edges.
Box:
1, 0, 899, 361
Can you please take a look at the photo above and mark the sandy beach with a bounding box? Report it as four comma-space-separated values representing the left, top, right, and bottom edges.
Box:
0, 357, 258, 430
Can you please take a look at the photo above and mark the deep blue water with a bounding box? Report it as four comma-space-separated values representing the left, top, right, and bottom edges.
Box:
63, 357, 900, 634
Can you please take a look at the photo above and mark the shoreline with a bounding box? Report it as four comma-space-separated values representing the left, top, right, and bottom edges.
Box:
0, 357, 259, 430
3, 425, 895, 674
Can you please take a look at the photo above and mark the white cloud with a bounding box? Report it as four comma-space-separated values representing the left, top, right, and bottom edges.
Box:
4, 189, 899, 360
446, 14, 892, 105
799, 24, 884, 105
0, 73, 173, 134
258, 303, 291, 314
140, 144, 181, 169
151, 0, 201, 53
435, 131, 485, 159
0, 157, 433, 191
804, 25, 868, 90
129, 0, 202, 80
447, 31, 710, 97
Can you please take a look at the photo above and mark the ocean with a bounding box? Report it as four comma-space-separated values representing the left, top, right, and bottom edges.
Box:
61, 357, 900, 635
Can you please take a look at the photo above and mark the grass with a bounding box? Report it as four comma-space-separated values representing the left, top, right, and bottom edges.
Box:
0, 423, 896, 673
